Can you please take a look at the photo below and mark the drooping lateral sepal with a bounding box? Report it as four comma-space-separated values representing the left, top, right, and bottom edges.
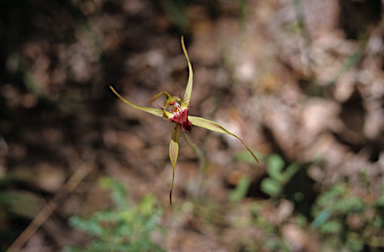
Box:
188, 116, 259, 163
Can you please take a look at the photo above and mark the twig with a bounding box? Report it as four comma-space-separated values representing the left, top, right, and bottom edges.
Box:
7, 158, 95, 252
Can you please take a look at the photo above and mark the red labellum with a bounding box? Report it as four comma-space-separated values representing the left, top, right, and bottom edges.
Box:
170, 108, 192, 132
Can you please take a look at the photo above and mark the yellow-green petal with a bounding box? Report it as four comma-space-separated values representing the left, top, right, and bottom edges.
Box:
110, 86, 164, 117
188, 116, 259, 163
181, 36, 193, 107
169, 124, 181, 204
148, 91, 173, 107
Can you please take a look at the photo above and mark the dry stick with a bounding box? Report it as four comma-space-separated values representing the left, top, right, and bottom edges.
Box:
7, 159, 94, 252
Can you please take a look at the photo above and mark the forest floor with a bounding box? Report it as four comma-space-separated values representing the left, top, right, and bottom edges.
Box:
1, 0, 384, 251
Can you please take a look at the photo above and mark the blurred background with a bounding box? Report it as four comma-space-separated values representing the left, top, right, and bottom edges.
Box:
1, 0, 384, 251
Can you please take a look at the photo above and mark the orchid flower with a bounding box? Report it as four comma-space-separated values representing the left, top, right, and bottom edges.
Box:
110, 37, 259, 204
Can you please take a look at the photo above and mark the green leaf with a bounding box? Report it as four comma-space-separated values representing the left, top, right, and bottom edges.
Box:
319, 220, 343, 234
281, 163, 300, 183
332, 197, 364, 214
346, 232, 364, 252
310, 208, 331, 229
181, 37, 193, 107
69, 216, 104, 236
228, 176, 251, 202
260, 178, 281, 197
111, 182, 129, 210
267, 154, 284, 181
169, 124, 180, 204
110, 86, 165, 118
188, 116, 259, 163
139, 194, 156, 215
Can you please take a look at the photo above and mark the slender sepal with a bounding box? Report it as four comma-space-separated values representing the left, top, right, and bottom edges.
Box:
148, 91, 172, 107
188, 116, 259, 163
169, 124, 181, 204
181, 37, 193, 107
110, 86, 164, 117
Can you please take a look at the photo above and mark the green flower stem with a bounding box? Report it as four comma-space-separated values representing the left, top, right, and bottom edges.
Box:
182, 131, 205, 166
182, 131, 208, 201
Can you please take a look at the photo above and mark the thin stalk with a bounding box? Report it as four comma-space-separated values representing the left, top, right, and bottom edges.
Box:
182, 131, 208, 201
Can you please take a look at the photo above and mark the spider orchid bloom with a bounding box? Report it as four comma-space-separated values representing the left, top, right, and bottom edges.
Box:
110, 37, 259, 204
